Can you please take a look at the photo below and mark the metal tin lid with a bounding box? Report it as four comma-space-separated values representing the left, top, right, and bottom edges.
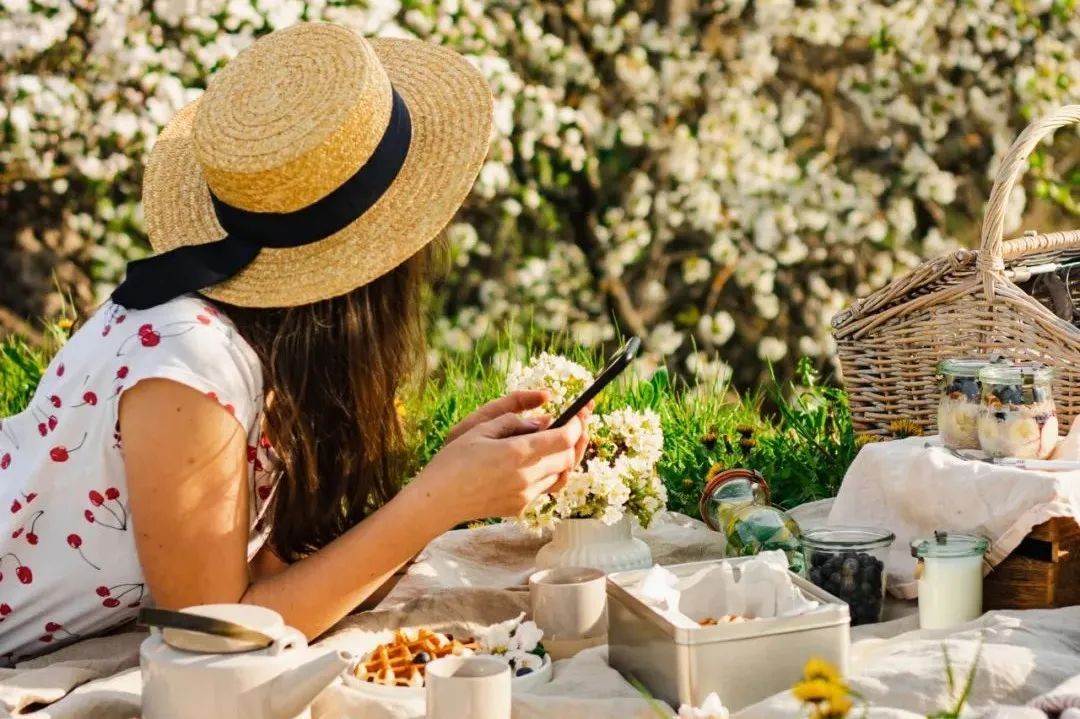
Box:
910, 530, 989, 559
936, 358, 992, 378
978, 362, 1054, 385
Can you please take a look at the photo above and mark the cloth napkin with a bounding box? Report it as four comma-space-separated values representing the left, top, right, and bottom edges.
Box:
827, 436, 1080, 598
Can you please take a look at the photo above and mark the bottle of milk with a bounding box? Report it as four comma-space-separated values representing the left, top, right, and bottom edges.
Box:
911, 531, 989, 630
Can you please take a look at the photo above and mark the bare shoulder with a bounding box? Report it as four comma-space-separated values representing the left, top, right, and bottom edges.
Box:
120, 378, 248, 485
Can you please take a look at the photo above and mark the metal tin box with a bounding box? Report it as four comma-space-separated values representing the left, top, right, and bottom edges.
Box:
607, 559, 850, 712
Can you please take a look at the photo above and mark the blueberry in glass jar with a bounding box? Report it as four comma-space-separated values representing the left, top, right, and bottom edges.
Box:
802, 526, 894, 626
978, 362, 1058, 460
937, 358, 992, 450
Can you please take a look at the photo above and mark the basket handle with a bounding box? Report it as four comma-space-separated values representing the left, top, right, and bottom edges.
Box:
979, 104, 1080, 301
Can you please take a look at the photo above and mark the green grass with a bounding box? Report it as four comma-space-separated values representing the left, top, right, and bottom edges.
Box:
2, 318, 861, 519
406, 335, 860, 518
0, 312, 72, 418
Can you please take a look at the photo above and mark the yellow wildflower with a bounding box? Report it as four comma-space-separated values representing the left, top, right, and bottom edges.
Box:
888, 419, 923, 438
57, 317, 74, 330
803, 657, 842, 685
792, 679, 842, 704
828, 694, 853, 716
855, 433, 883, 448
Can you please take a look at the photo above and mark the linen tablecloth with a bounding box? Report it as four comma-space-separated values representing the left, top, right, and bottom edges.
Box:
827, 436, 1080, 598
4, 511, 1080, 718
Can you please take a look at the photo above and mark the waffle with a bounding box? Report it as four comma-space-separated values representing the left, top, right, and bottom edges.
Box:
353, 628, 480, 687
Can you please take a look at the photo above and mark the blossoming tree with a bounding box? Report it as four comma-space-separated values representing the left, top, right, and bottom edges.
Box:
2, 0, 1077, 382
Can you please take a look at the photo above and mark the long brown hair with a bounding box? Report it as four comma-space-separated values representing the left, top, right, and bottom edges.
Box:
218, 245, 436, 562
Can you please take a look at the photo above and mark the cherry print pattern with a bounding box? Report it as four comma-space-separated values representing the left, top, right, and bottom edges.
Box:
115, 320, 202, 356
0, 554, 33, 584
96, 583, 144, 609
0, 297, 271, 660
40, 621, 80, 644
50, 432, 88, 463
67, 534, 101, 570
16, 511, 44, 546
84, 487, 128, 530
1, 419, 20, 450
30, 406, 59, 437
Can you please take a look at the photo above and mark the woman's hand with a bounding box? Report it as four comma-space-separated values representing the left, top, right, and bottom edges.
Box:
411, 412, 588, 525
444, 390, 551, 445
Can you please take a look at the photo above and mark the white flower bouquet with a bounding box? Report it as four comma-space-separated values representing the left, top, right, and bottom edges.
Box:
506, 353, 667, 531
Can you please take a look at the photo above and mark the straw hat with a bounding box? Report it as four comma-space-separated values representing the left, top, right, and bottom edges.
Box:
138, 22, 492, 308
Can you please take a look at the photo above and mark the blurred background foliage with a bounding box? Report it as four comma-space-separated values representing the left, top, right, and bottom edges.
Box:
1, 0, 1078, 387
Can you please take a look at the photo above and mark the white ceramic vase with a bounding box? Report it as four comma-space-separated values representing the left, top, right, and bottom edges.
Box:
534, 516, 652, 574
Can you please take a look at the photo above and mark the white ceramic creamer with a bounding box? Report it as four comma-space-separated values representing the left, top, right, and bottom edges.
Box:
140, 604, 352, 719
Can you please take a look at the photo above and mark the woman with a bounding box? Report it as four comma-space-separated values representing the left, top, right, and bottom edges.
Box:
0, 23, 588, 662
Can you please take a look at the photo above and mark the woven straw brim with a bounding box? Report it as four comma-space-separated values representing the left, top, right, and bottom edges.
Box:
141, 37, 492, 308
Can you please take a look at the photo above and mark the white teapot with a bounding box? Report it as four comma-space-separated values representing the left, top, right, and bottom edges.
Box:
140, 604, 352, 719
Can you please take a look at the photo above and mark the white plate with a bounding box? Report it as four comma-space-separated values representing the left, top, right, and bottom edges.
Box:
341, 652, 552, 699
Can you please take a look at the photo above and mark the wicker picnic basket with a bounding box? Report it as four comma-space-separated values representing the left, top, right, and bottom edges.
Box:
832, 104, 1080, 437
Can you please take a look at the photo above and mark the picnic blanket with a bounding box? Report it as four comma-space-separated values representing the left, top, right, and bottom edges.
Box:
828, 436, 1080, 598
3, 512, 1079, 718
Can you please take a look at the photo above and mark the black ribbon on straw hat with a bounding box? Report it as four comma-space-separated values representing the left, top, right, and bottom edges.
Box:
112, 89, 413, 310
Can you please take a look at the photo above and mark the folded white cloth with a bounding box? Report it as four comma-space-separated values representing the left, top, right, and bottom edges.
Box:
1030, 673, 1080, 717
633, 552, 819, 628
827, 436, 1080, 598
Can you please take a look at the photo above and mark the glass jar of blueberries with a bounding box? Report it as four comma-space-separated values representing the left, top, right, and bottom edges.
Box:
977, 363, 1058, 459
937, 358, 992, 450
801, 526, 894, 626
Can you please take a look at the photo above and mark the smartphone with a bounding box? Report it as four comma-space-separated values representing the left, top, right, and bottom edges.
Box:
551, 336, 641, 428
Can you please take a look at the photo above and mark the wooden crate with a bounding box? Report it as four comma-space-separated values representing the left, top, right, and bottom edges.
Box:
984, 517, 1080, 610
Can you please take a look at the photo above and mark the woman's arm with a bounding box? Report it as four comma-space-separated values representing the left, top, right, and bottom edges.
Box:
121, 378, 583, 639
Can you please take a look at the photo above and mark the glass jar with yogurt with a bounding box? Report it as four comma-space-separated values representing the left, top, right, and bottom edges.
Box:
937, 358, 991, 449
911, 531, 988, 630
977, 362, 1058, 459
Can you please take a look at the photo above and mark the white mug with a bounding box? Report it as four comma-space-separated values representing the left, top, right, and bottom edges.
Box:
529, 567, 607, 659
425, 655, 510, 719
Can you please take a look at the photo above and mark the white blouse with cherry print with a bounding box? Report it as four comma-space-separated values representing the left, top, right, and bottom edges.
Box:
0, 295, 274, 663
